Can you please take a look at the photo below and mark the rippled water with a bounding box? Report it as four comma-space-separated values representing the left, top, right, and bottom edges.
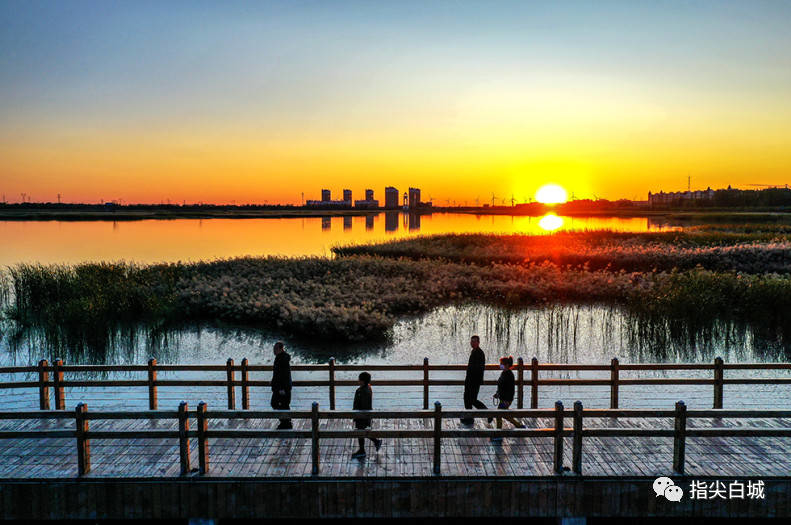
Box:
2, 304, 785, 367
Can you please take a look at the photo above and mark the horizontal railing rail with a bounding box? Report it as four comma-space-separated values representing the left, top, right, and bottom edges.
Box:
0, 401, 789, 478
1, 357, 790, 411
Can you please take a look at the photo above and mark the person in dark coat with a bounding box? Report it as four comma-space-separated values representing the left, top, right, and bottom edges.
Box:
351, 372, 382, 458
271, 341, 292, 429
491, 356, 524, 442
461, 335, 489, 426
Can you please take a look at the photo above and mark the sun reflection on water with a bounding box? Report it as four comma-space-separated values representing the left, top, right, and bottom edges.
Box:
538, 213, 564, 231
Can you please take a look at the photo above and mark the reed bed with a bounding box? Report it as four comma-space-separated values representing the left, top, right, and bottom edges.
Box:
2, 251, 791, 354
332, 231, 791, 273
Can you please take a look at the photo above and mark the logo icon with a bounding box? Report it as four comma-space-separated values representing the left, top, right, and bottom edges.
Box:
654, 477, 683, 501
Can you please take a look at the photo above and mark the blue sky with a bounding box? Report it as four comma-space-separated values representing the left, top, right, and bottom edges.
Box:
1, 1, 790, 203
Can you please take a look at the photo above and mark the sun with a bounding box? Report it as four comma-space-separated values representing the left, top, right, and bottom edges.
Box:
535, 184, 568, 204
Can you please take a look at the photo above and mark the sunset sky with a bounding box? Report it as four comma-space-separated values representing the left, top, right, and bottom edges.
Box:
2, 1, 790, 205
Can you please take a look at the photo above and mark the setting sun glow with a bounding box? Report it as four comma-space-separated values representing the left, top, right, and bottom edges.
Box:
535, 184, 569, 204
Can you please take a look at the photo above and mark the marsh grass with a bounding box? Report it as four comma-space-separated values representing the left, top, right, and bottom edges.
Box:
684, 223, 791, 234
332, 231, 791, 273
4, 262, 181, 356
2, 230, 791, 356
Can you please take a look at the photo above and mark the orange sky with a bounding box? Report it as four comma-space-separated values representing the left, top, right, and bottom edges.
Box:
2, 2, 790, 205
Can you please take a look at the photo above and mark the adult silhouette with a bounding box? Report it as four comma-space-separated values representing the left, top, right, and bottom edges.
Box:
271, 341, 292, 429
461, 335, 489, 425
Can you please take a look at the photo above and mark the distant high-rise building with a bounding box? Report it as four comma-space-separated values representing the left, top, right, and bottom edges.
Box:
385, 187, 399, 209
307, 188, 353, 208
648, 187, 715, 207
365, 189, 374, 201
408, 187, 421, 209
354, 197, 379, 209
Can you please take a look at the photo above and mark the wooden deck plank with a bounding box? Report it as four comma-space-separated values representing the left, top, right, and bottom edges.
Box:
1, 388, 791, 479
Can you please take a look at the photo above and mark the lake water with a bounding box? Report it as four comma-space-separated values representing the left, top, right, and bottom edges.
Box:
1, 212, 786, 411
0, 213, 674, 266
2, 304, 785, 368
3, 303, 788, 412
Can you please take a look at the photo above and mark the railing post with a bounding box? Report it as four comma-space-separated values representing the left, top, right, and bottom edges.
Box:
53, 358, 65, 410
178, 401, 191, 475
38, 359, 50, 410
531, 357, 539, 409
673, 400, 687, 474
572, 401, 583, 474
75, 403, 90, 476
197, 401, 209, 474
433, 401, 442, 475
226, 358, 236, 410
517, 357, 524, 409
554, 400, 564, 474
241, 358, 250, 409
147, 358, 158, 410
423, 357, 429, 410
713, 357, 724, 409
311, 402, 320, 475
610, 357, 619, 409
328, 357, 336, 410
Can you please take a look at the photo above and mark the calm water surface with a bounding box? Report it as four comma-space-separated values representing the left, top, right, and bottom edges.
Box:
1, 216, 785, 411
1, 304, 784, 367
0, 213, 674, 266
3, 304, 788, 411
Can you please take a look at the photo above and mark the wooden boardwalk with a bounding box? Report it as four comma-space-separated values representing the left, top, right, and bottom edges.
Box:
3, 375, 791, 521
2, 360, 790, 483
2, 404, 790, 480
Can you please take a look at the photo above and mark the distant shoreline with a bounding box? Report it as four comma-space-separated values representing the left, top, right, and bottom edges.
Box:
0, 206, 790, 221
0, 208, 380, 221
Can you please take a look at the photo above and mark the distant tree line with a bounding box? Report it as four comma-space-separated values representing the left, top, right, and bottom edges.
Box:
709, 187, 791, 208
646, 187, 791, 210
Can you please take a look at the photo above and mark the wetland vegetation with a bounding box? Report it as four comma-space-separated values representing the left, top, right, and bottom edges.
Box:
2, 227, 790, 359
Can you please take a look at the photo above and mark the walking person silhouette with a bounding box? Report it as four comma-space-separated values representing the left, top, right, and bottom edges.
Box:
351, 372, 382, 458
271, 341, 292, 429
491, 355, 525, 442
460, 335, 490, 426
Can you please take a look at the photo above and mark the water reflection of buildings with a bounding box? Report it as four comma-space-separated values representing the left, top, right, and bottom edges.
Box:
315, 211, 422, 234
647, 216, 677, 230
384, 211, 421, 232
385, 211, 399, 232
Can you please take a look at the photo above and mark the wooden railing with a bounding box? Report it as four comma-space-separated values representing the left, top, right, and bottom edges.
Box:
1, 357, 790, 411
1, 402, 790, 477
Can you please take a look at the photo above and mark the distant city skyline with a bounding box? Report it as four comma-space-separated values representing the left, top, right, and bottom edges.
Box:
2, 1, 791, 204
5, 181, 789, 207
